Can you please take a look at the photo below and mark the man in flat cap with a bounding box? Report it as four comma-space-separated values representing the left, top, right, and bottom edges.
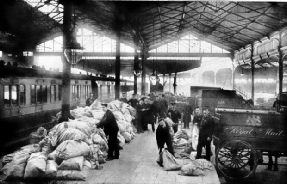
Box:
97, 103, 119, 160
196, 106, 215, 161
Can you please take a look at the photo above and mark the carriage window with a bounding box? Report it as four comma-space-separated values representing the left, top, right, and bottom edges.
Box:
58, 85, 62, 101
36, 85, 42, 103
19, 85, 25, 105
11, 85, 18, 106
50, 85, 56, 102
4, 85, 10, 105
83, 85, 86, 99
42, 85, 47, 103
77, 85, 81, 99
107, 85, 111, 95
72, 85, 76, 100
31, 85, 36, 104
85, 85, 90, 99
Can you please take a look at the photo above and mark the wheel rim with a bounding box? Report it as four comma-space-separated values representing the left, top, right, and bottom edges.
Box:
216, 140, 258, 180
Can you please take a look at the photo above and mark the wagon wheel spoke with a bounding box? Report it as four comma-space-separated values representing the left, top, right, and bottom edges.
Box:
218, 151, 232, 158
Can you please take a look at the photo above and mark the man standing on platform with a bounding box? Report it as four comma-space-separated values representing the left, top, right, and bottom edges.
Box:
96, 103, 119, 161
148, 98, 156, 132
157, 94, 168, 118
128, 93, 138, 109
86, 93, 95, 106
167, 102, 181, 133
136, 98, 145, 133
128, 94, 138, 126
119, 92, 128, 103
193, 106, 202, 127
143, 98, 151, 131
196, 106, 214, 161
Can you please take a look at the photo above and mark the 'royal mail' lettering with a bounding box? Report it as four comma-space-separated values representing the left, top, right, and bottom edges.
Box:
224, 127, 285, 137
225, 127, 253, 135
265, 129, 284, 136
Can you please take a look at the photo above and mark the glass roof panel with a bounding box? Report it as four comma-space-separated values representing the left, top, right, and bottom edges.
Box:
25, 0, 63, 24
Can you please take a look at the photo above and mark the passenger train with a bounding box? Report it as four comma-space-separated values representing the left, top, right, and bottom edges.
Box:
0, 65, 132, 155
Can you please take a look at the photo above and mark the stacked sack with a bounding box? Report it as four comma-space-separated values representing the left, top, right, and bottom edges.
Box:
107, 100, 136, 146
155, 123, 215, 177
173, 129, 194, 158
0, 99, 138, 182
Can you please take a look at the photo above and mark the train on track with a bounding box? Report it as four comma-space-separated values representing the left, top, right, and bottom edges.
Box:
0, 65, 132, 155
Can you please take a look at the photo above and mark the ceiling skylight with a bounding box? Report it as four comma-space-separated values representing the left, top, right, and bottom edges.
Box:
25, 0, 63, 24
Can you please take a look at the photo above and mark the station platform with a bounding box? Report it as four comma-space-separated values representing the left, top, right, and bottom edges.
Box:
82, 128, 220, 184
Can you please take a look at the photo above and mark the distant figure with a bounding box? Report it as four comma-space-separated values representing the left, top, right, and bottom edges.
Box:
96, 103, 119, 161
6, 62, 12, 67
168, 102, 181, 133
128, 94, 138, 126
119, 92, 128, 103
182, 104, 192, 129
128, 93, 138, 109
157, 94, 168, 118
136, 98, 145, 133
143, 98, 151, 131
86, 93, 95, 106
193, 106, 202, 127
148, 98, 157, 132
169, 93, 176, 103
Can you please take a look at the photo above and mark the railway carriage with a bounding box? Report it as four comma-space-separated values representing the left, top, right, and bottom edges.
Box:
0, 65, 131, 155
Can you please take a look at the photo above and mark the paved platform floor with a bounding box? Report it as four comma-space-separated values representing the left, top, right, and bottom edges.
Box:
84, 127, 220, 184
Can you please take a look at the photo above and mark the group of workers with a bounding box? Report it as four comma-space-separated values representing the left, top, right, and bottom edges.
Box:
85, 92, 215, 162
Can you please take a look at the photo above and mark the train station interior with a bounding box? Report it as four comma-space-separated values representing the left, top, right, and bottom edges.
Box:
0, 0, 287, 184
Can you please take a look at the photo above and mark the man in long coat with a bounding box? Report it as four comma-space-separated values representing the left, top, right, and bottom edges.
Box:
196, 106, 214, 161
97, 103, 119, 160
156, 118, 174, 156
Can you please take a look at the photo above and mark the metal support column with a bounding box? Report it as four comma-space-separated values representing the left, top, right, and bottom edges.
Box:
163, 73, 165, 90
169, 73, 171, 93
173, 72, 177, 95
61, 1, 72, 121
133, 48, 138, 94
115, 24, 120, 99
141, 50, 146, 95
278, 46, 283, 99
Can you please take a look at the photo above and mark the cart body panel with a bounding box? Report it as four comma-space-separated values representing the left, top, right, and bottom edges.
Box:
214, 107, 287, 152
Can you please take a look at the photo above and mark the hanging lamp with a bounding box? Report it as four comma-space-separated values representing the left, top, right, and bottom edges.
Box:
63, 4, 83, 66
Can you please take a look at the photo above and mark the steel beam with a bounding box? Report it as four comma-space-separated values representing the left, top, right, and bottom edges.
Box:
35, 52, 232, 58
